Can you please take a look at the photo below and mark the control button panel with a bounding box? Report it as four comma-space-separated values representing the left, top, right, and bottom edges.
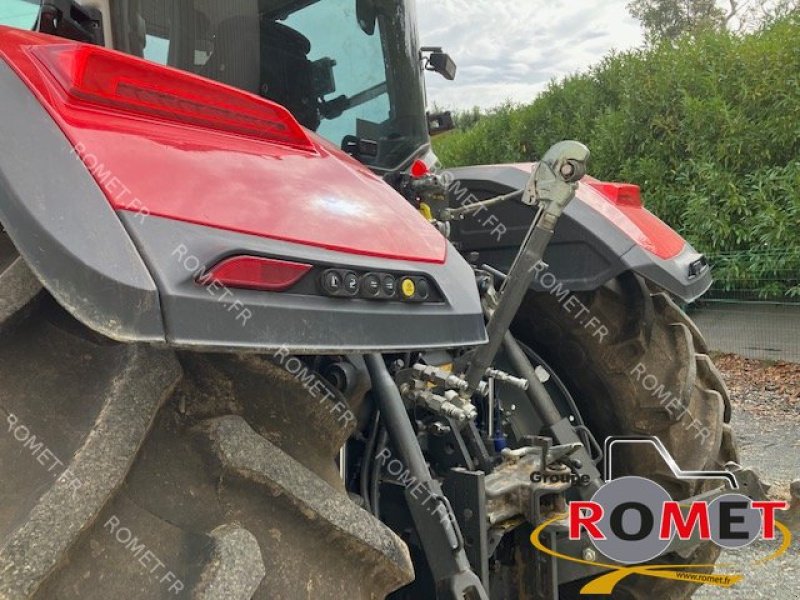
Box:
320, 269, 435, 302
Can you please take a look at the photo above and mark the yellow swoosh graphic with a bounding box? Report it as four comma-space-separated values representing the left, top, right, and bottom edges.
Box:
529, 515, 792, 595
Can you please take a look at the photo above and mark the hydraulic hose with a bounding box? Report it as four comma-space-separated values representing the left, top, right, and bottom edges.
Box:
360, 410, 380, 512
364, 354, 430, 478
502, 332, 563, 426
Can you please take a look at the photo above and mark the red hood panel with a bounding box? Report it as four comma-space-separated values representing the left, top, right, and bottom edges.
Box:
0, 28, 446, 264
506, 163, 685, 260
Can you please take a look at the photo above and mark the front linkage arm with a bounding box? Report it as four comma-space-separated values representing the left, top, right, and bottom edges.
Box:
461, 141, 590, 393
364, 142, 595, 600
459, 141, 605, 499
436, 143, 602, 494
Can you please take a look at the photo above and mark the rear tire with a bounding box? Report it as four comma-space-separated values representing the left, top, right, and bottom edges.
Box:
0, 230, 413, 599
512, 272, 738, 599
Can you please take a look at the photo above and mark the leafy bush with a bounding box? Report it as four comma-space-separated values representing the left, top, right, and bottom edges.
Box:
433, 14, 800, 300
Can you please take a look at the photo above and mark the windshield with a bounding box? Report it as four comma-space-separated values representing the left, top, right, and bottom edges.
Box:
115, 0, 429, 171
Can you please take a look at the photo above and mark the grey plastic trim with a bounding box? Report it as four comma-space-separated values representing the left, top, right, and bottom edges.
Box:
119, 213, 487, 353
622, 243, 712, 303
0, 60, 165, 341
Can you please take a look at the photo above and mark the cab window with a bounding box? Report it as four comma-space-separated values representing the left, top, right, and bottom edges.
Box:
0, 0, 39, 30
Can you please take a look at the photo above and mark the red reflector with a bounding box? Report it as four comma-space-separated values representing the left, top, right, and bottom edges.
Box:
410, 159, 429, 178
589, 182, 642, 207
204, 256, 312, 292
29, 44, 314, 151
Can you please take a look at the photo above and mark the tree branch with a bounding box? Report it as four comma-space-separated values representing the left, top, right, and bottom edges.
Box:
724, 0, 739, 24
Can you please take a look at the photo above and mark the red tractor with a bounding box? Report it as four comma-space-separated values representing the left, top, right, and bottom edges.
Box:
0, 1, 759, 598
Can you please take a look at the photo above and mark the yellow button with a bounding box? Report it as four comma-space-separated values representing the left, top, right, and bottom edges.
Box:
400, 278, 416, 299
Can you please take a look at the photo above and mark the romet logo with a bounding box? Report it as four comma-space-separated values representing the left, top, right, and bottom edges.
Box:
530, 436, 791, 595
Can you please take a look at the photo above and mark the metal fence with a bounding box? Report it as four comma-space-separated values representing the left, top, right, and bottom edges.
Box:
687, 249, 800, 363
703, 249, 800, 304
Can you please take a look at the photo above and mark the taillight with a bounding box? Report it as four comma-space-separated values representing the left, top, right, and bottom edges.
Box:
410, 159, 430, 178
203, 256, 312, 292
28, 44, 314, 151
588, 181, 642, 207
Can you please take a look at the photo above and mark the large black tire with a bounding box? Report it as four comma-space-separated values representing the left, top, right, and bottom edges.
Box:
0, 230, 413, 599
512, 272, 739, 600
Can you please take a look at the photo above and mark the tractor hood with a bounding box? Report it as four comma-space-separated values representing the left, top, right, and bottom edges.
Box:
0, 28, 446, 264
0, 28, 485, 352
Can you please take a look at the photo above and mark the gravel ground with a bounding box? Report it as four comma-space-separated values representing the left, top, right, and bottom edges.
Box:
694, 354, 799, 600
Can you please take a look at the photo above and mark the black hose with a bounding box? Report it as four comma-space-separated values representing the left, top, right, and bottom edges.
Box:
370, 427, 388, 517
364, 355, 489, 597
364, 354, 430, 478
360, 410, 380, 511
503, 332, 563, 426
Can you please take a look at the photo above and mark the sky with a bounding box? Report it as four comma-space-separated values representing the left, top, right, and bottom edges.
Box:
417, 0, 645, 111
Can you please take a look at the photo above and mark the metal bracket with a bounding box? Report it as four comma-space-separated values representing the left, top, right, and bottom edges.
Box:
37, 0, 104, 45
522, 141, 590, 211
366, 355, 489, 600
444, 469, 490, 590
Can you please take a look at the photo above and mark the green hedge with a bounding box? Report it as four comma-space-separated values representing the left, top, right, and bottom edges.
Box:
433, 15, 800, 300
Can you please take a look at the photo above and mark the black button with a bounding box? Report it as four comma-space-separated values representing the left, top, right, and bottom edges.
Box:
323, 270, 343, 294
382, 275, 396, 297
416, 278, 430, 300
343, 272, 359, 295
688, 257, 707, 278
363, 274, 381, 297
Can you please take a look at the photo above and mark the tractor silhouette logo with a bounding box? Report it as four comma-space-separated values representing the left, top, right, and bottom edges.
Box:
530, 436, 791, 595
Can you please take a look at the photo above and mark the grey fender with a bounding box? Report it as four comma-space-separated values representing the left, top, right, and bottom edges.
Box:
445, 165, 712, 303
0, 61, 166, 342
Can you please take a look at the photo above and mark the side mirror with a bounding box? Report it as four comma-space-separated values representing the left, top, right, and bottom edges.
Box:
356, 0, 377, 35
36, 0, 105, 45
427, 111, 455, 136
311, 57, 337, 97
421, 47, 457, 81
